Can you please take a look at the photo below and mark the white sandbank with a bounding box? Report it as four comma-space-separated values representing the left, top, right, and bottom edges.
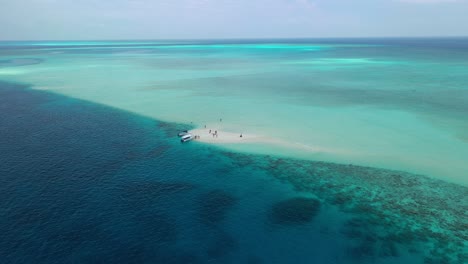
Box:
190, 128, 261, 144
189, 126, 344, 157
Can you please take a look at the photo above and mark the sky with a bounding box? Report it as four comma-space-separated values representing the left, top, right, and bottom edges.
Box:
0, 0, 467, 40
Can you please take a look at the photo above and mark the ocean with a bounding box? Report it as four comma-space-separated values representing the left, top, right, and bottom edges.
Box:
0, 39, 467, 263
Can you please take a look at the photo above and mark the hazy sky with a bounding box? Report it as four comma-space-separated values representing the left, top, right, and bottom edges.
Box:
1, 0, 467, 40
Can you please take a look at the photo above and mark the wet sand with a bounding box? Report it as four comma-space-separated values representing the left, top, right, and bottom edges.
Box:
190, 127, 260, 144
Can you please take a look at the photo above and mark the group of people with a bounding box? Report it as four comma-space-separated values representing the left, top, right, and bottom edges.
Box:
204, 119, 244, 139
209, 129, 218, 138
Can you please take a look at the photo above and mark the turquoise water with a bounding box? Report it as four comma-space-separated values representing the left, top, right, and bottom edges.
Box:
0, 39, 467, 263
1, 39, 467, 184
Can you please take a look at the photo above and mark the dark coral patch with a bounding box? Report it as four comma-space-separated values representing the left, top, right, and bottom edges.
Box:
146, 144, 170, 158
270, 197, 320, 225
198, 190, 238, 225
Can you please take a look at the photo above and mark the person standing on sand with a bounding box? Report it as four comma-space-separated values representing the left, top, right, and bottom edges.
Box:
209, 129, 211, 134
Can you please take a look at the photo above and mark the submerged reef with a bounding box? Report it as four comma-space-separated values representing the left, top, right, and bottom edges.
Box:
222, 152, 468, 263
197, 190, 238, 225
270, 197, 320, 225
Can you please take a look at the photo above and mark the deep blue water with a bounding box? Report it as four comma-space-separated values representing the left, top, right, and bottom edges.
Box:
0, 81, 466, 263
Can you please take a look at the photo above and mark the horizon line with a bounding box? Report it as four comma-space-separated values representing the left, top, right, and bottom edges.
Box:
1, 35, 468, 42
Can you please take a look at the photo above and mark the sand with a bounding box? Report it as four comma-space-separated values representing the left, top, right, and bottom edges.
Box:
189, 126, 340, 156
190, 127, 260, 144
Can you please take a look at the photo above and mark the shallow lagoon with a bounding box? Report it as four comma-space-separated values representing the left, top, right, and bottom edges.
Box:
1, 39, 467, 184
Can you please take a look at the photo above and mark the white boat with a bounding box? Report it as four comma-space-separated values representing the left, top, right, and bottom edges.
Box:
181, 134, 193, 142
177, 131, 189, 137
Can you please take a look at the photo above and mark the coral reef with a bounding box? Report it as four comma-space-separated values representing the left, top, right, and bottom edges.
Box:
270, 197, 320, 225
222, 151, 468, 263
